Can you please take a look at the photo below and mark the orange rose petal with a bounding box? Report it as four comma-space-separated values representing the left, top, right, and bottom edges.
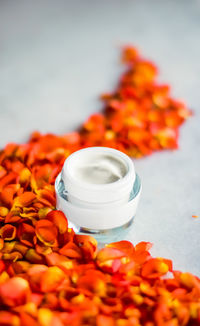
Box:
106, 240, 135, 256
132, 250, 151, 265
0, 239, 4, 251
0, 277, 30, 307
16, 192, 36, 207
27, 264, 48, 292
17, 223, 35, 247
12, 242, 28, 257
59, 241, 82, 259
2, 251, 23, 261
19, 167, 31, 184
25, 249, 44, 264
179, 272, 200, 293
38, 308, 53, 326
40, 266, 65, 293
0, 224, 17, 241
0, 206, 9, 217
0, 260, 6, 273
122, 46, 139, 63
97, 247, 127, 263
96, 315, 115, 326
46, 210, 68, 234
0, 172, 17, 190
77, 271, 106, 297
1, 240, 16, 254
141, 258, 172, 279
0, 166, 7, 179
35, 243, 52, 256
38, 207, 52, 219
0, 185, 18, 207
45, 252, 69, 267
35, 219, 58, 247
0, 311, 20, 326
135, 241, 153, 252
20, 312, 38, 326
12, 261, 31, 274
42, 293, 59, 309
74, 235, 98, 261
5, 213, 22, 224
37, 189, 56, 207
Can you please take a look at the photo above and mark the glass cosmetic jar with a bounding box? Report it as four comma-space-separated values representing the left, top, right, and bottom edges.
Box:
55, 147, 141, 242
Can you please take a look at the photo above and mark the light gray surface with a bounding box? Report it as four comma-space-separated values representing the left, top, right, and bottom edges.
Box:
0, 0, 200, 276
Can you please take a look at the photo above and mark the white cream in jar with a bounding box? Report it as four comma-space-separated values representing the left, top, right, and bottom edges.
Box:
74, 155, 127, 184
55, 147, 141, 241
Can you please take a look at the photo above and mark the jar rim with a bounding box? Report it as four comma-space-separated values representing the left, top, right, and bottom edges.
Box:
62, 146, 136, 192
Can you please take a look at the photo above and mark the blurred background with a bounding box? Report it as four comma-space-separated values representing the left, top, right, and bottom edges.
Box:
0, 0, 200, 275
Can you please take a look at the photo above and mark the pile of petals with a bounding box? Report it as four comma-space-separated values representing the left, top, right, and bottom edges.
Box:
80, 46, 192, 157
0, 212, 200, 325
0, 46, 199, 326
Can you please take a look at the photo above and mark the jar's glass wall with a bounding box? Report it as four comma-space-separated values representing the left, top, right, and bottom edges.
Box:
55, 173, 141, 243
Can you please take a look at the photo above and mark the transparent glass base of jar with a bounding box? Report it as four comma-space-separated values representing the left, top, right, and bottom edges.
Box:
68, 216, 134, 243
55, 173, 141, 243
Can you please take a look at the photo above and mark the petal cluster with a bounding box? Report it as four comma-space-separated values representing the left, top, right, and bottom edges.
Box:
0, 235, 200, 325
81, 46, 192, 157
